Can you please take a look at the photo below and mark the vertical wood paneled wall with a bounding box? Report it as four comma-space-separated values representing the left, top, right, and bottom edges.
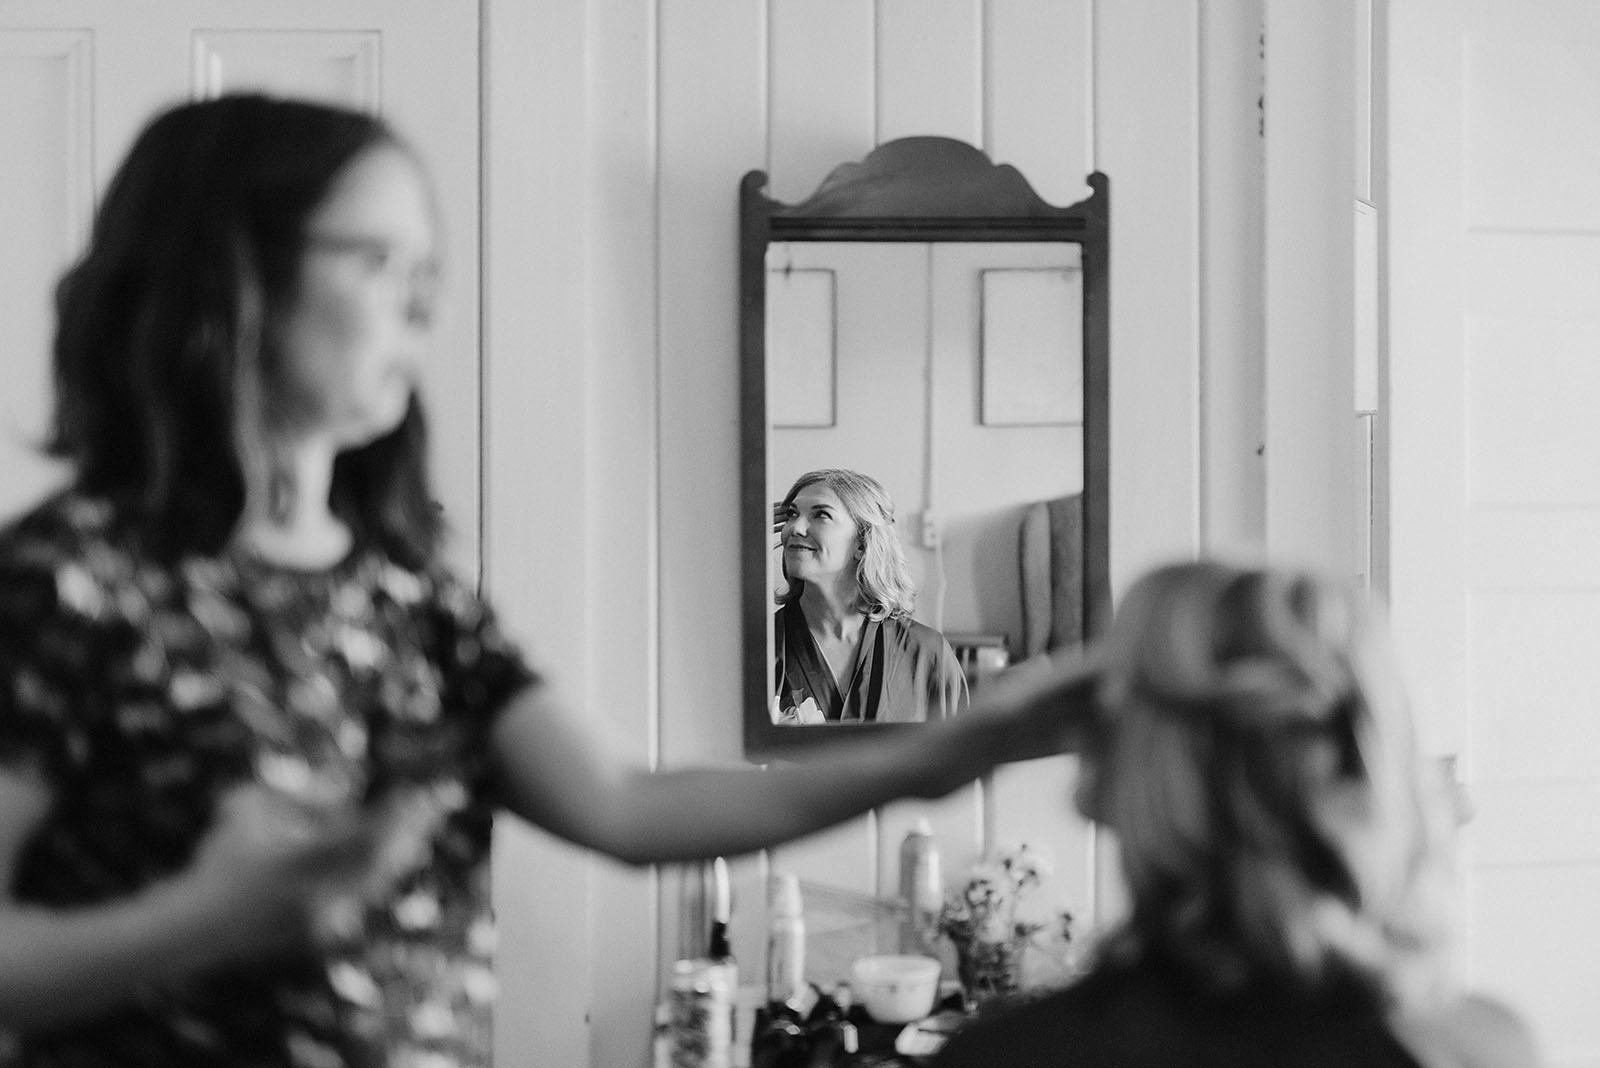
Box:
485, 2, 1216, 1065
482, 1, 1279, 1065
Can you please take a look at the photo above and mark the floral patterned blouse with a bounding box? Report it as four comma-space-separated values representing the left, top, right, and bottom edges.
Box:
0, 492, 538, 1068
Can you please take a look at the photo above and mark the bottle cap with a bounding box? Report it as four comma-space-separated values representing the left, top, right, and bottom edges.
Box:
910, 817, 933, 837
711, 856, 732, 924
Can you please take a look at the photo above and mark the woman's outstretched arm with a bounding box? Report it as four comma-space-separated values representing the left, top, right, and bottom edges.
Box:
489, 650, 1096, 865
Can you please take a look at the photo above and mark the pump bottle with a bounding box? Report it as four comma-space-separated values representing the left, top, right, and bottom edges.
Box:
765, 873, 806, 1009
898, 818, 943, 957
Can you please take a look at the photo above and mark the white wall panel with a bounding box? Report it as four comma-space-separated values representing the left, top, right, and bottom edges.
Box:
1470, 864, 1600, 1066
768, 0, 875, 202
1095, 0, 1202, 586
1355, 0, 1371, 201
1467, 232, 1600, 315
656, 0, 771, 1029
579, 0, 661, 1061
1390, 1, 1600, 1052
875, 0, 982, 145
1090, 0, 1201, 929
1387, 3, 1468, 756
1354, 200, 1379, 412
1469, 511, 1600, 588
192, 30, 380, 107
1465, 33, 1600, 232
986, 0, 1093, 204
483, 0, 596, 1060
1262, 0, 1357, 574
1470, 590, 1600, 783
1469, 781, 1600, 866
0, 29, 90, 521
1468, 317, 1600, 506
1197, 0, 1266, 557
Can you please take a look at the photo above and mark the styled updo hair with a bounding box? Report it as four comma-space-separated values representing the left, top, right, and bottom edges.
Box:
775, 468, 916, 621
1081, 560, 1457, 1010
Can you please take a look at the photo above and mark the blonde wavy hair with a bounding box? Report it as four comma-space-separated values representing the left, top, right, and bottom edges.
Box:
1080, 560, 1460, 1010
775, 468, 916, 622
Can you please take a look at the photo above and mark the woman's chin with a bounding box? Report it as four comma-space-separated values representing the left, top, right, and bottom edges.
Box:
338, 393, 413, 448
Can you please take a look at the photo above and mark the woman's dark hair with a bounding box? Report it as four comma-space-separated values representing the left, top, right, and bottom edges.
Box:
47, 92, 440, 567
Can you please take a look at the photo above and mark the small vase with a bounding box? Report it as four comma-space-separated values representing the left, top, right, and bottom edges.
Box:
953, 937, 1024, 1009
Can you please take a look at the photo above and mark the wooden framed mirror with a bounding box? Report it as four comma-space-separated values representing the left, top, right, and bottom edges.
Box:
741, 137, 1109, 760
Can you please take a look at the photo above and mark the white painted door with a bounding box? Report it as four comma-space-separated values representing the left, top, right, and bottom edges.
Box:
1388, 3, 1600, 1064
0, 0, 480, 574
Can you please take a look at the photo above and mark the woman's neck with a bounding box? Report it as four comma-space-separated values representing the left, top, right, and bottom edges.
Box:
799, 581, 865, 640
236, 435, 351, 569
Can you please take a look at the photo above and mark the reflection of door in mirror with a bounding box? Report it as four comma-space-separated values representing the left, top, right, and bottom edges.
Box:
766, 240, 1084, 707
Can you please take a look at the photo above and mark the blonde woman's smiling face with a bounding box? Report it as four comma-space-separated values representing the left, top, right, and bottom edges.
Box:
781, 484, 861, 586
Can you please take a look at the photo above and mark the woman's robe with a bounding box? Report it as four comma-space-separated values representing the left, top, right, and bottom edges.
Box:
772, 602, 968, 724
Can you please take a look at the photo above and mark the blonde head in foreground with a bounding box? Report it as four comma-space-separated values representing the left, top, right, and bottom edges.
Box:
1079, 560, 1459, 1011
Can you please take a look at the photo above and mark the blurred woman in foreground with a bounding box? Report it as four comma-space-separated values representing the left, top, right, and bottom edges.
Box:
934, 560, 1542, 1068
0, 94, 1092, 1067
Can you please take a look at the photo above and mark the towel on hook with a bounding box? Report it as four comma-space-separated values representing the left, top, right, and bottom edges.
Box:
1018, 493, 1084, 660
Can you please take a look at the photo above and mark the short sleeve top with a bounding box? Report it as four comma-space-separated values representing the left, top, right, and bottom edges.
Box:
0, 491, 539, 1068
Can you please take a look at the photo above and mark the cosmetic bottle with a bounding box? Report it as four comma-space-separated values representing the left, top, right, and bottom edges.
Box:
764, 874, 806, 1009
897, 818, 943, 956
708, 857, 735, 966
706, 858, 739, 1043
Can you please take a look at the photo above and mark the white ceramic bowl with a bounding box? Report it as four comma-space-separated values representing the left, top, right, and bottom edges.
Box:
850, 954, 941, 1024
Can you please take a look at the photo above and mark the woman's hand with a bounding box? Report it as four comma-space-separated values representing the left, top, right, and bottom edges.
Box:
0, 775, 451, 1031
179, 783, 448, 959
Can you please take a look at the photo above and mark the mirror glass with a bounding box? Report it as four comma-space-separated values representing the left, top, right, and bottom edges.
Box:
741, 138, 1109, 759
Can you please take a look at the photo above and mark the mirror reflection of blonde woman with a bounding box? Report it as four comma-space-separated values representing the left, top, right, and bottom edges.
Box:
773, 469, 966, 724
934, 561, 1543, 1068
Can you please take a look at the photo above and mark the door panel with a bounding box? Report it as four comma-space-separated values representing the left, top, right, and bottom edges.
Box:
0, 29, 91, 512
1390, 2, 1600, 1064
193, 30, 383, 108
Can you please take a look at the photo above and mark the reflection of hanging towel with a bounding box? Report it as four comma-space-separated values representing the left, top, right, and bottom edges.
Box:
1018, 494, 1084, 659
